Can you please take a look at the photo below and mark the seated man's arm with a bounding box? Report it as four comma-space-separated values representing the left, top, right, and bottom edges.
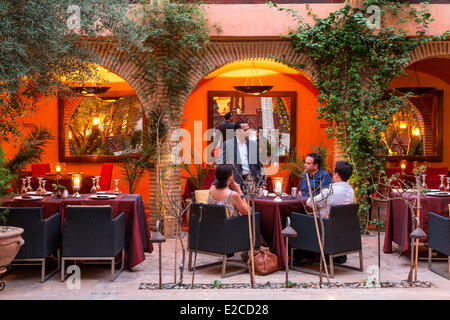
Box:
306, 188, 330, 213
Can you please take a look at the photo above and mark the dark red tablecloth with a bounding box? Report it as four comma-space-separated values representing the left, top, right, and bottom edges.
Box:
3, 194, 153, 270
254, 196, 307, 269
383, 194, 450, 254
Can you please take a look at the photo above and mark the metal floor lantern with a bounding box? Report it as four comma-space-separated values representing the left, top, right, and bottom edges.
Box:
150, 221, 166, 289
281, 217, 297, 288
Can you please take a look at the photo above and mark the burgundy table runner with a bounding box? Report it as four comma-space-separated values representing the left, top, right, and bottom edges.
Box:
3, 194, 153, 270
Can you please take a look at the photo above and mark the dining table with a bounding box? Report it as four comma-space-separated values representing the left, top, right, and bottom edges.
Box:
2, 193, 153, 270
383, 192, 450, 255
254, 196, 308, 269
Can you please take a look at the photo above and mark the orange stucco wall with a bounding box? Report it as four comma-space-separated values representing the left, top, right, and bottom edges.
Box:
181, 71, 333, 185
1, 97, 150, 205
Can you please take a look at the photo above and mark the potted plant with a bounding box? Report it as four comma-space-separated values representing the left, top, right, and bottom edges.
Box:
0, 146, 24, 286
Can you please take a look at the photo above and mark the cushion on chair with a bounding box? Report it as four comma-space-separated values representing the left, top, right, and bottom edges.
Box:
31, 163, 51, 176
194, 190, 210, 204
99, 164, 113, 191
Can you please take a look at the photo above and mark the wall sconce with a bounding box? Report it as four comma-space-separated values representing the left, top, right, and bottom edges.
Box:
93, 117, 100, 126
399, 120, 407, 129
412, 127, 421, 136
68, 131, 72, 140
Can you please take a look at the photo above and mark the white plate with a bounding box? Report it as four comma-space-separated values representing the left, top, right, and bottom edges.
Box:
14, 196, 44, 201
426, 191, 450, 197
26, 191, 53, 196
89, 194, 117, 200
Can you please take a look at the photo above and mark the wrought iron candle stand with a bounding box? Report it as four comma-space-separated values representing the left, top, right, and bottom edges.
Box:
150, 221, 166, 289
281, 217, 297, 288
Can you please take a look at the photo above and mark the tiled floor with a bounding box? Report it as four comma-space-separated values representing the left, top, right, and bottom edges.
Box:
1, 231, 449, 300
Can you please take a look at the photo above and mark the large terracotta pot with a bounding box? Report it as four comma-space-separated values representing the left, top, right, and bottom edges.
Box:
0, 226, 24, 274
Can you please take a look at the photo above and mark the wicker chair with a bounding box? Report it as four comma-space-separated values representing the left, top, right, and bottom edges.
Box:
188, 203, 260, 278
289, 203, 363, 278
428, 212, 450, 280
60, 205, 125, 282
0, 207, 61, 282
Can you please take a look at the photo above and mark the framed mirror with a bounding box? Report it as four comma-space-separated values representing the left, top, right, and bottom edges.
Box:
207, 91, 297, 160
58, 93, 146, 163
385, 90, 443, 162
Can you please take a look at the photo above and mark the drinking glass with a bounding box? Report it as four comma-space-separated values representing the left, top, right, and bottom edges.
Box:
42, 180, 47, 193
20, 178, 27, 194
95, 176, 101, 191
439, 174, 446, 192
113, 179, 121, 194
36, 178, 43, 194
421, 174, 427, 190
90, 177, 97, 194
446, 177, 450, 192
26, 176, 33, 192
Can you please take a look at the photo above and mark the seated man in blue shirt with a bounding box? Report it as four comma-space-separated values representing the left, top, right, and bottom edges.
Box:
297, 153, 331, 197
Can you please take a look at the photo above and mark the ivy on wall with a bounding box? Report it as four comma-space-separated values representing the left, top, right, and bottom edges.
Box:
269, 0, 448, 231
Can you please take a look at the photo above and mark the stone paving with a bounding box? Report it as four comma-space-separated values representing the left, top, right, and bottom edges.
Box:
1, 231, 449, 300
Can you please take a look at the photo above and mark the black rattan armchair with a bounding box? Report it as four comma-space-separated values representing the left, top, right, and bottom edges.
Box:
188, 203, 260, 278
289, 203, 363, 278
60, 205, 125, 282
0, 207, 60, 282
428, 212, 450, 280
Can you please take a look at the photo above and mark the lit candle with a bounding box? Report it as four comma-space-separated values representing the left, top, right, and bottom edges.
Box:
73, 177, 80, 189
274, 180, 282, 193
56, 166, 61, 173
401, 163, 406, 170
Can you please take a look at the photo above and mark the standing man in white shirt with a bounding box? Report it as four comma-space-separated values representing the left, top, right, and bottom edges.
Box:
306, 160, 355, 218
221, 120, 264, 191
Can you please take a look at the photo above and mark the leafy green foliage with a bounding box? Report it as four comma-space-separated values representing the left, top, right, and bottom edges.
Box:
119, 109, 168, 194
281, 148, 304, 178
0, 0, 131, 141
311, 142, 328, 172
270, 1, 438, 231
0, 146, 13, 197
5, 125, 54, 180
112, 0, 211, 119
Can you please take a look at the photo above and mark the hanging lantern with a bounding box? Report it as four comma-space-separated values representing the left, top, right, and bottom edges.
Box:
233, 62, 273, 95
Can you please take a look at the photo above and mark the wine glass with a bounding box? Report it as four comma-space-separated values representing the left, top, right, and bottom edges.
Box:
439, 174, 446, 192
26, 176, 33, 192
20, 178, 27, 194
95, 176, 101, 192
36, 178, 43, 194
42, 179, 47, 194
90, 177, 97, 194
113, 179, 121, 194
421, 174, 427, 190
446, 177, 450, 192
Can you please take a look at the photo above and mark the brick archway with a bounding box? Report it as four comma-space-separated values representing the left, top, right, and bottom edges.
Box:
407, 41, 450, 66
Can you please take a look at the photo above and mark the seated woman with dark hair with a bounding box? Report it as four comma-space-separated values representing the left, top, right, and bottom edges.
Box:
208, 164, 249, 217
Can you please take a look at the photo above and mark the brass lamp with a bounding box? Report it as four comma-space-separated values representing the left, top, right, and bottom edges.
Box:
71, 173, 82, 197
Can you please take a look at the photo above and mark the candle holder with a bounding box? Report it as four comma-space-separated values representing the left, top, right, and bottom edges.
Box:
273, 177, 284, 202
71, 173, 82, 197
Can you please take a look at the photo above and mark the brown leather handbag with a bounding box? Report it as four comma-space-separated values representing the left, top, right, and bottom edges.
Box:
248, 247, 278, 276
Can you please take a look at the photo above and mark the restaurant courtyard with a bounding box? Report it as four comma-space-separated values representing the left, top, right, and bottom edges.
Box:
1, 0, 450, 304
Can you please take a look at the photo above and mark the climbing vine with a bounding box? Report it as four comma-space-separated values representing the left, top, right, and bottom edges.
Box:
269, 0, 448, 231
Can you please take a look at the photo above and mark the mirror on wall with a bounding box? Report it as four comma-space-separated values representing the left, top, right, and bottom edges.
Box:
59, 94, 145, 162
207, 91, 296, 159
385, 90, 443, 162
